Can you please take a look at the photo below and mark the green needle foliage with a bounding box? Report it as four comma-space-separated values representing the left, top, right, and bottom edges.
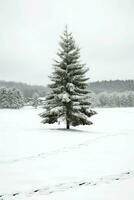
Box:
40, 27, 96, 129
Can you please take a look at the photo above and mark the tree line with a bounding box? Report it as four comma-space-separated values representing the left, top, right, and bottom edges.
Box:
0, 80, 134, 98
91, 91, 134, 108
90, 80, 134, 93
0, 87, 43, 109
0, 88, 134, 109
0, 80, 47, 97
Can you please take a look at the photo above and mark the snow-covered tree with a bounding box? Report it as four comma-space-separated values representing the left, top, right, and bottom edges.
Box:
127, 91, 134, 107
0, 87, 24, 109
95, 91, 134, 108
8, 88, 17, 108
98, 92, 108, 107
0, 87, 9, 108
90, 92, 99, 108
32, 92, 39, 108
8, 88, 24, 108
13, 88, 24, 108
40, 27, 96, 129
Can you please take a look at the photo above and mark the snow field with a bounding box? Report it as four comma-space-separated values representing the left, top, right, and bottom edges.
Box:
0, 107, 134, 199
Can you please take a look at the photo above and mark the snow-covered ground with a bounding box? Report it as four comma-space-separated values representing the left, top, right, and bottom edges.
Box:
0, 107, 134, 200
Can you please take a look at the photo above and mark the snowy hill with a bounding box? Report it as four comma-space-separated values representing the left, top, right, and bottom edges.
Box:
0, 107, 134, 200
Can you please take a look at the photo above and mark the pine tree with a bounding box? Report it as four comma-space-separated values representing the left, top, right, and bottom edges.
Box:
13, 88, 24, 108
0, 87, 24, 109
32, 92, 39, 108
8, 88, 17, 108
40, 27, 96, 129
0, 87, 9, 108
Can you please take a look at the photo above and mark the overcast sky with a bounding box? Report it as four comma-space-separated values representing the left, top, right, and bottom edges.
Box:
0, 0, 134, 85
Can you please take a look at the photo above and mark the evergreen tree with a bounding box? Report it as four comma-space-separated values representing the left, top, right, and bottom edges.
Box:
0, 87, 24, 109
32, 92, 39, 108
40, 27, 96, 129
8, 88, 17, 108
127, 91, 134, 107
13, 88, 24, 108
0, 88, 9, 108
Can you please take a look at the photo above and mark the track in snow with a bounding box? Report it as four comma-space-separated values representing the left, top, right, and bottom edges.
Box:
0, 132, 126, 165
0, 170, 134, 200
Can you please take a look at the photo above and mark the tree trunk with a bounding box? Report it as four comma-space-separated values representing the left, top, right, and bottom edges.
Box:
66, 120, 70, 129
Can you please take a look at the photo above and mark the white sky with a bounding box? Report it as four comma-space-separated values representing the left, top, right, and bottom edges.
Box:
0, 0, 134, 85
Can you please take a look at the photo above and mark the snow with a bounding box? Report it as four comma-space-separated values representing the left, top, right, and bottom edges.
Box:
59, 93, 70, 103
0, 107, 134, 199
66, 83, 75, 92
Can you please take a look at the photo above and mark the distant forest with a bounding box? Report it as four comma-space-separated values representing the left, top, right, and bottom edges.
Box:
0, 80, 134, 97
0, 81, 48, 97
90, 80, 134, 93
